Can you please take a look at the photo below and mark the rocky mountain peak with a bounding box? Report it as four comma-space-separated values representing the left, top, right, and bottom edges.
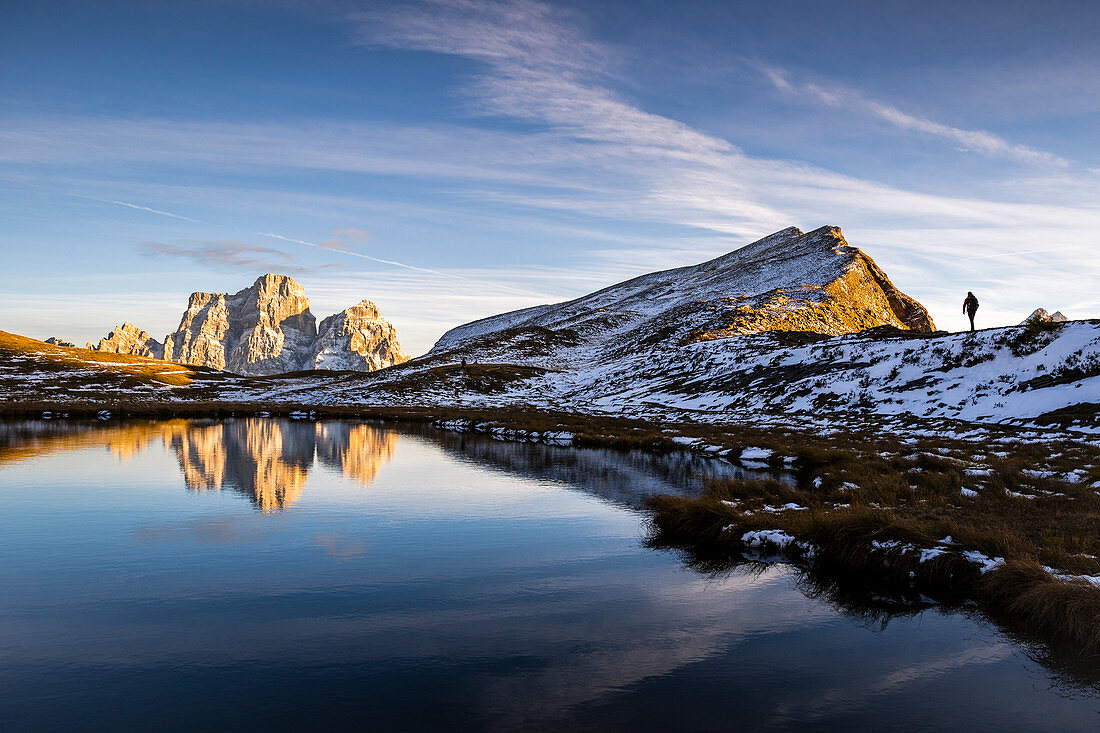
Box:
1023, 308, 1069, 324
432, 225, 934, 357
250, 274, 311, 320
164, 275, 316, 375
159, 276, 406, 376
310, 299, 408, 372
86, 322, 165, 359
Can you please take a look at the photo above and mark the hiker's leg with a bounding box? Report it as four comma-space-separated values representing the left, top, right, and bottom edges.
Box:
969, 312, 975, 331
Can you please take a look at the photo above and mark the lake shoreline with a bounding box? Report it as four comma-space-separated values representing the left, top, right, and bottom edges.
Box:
4, 400, 1099, 659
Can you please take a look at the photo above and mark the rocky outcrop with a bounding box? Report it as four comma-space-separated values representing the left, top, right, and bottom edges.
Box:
160, 274, 407, 376
44, 337, 75, 348
310, 300, 408, 371
1023, 308, 1068, 325
86, 322, 164, 359
163, 274, 317, 376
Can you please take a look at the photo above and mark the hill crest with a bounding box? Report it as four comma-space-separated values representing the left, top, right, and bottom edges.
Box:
432, 225, 934, 357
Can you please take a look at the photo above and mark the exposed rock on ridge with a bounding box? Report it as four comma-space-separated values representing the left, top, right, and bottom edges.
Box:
161, 274, 408, 376
431, 226, 934, 361
86, 322, 164, 359
310, 300, 408, 371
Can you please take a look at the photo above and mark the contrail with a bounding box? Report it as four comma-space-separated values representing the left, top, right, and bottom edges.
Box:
962, 245, 1085, 260
77, 195, 206, 224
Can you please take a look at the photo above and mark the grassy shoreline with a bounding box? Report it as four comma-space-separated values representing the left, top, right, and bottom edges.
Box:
645, 442, 1100, 656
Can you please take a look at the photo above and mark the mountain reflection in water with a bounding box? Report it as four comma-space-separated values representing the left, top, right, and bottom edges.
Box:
0, 419, 398, 511
168, 420, 398, 510
0, 419, 774, 512
420, 425, 783, 510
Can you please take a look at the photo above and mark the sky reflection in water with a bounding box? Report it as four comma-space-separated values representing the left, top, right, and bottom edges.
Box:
0, 419, 1097, 731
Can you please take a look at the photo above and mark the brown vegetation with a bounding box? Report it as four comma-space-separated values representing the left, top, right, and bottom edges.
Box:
645, 435, 1100, 654
0, 329, 208, 386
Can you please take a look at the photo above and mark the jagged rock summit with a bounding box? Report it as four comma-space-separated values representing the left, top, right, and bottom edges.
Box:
74, 274, 408, 376
1023, 308, 1068, 325
87, 322, 165, 359
311, 300, 408, 372
164, 274, 317, 375
432, 225, 934, 359
157, 274, 408, 376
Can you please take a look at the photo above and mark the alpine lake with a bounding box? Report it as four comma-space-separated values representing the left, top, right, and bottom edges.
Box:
2, 417, 1098, 730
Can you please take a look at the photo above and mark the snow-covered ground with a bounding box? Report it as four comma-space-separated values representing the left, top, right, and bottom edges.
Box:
161, 317, 1100, 441
6, 316, 1098, 443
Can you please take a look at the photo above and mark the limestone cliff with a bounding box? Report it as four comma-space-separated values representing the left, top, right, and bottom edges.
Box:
86, 322, 164, 359
44, 337, 75, 347
310, 300, 408, 371
160, 274, 406, 376
163, 274, 317, 376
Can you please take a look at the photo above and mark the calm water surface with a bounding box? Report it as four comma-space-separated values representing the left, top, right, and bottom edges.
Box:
1, 418, 1097, 731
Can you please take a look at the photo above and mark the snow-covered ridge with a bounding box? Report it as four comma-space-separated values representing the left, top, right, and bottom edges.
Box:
431, 225, 933, 356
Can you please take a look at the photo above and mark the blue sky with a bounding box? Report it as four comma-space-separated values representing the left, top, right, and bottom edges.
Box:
2, 0, 1098, 354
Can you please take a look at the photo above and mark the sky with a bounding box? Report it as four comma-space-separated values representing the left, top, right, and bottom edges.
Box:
2, 0, 1098, 355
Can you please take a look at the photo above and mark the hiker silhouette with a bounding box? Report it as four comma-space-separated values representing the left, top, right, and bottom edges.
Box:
963, 291, 979, 332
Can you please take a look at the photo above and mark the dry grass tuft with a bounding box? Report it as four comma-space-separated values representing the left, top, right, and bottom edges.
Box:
646, 433, 1100, 657
978, 561, 1100, 654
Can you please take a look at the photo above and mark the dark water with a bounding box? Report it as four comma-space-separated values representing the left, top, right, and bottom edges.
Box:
0, 418, 1097, 731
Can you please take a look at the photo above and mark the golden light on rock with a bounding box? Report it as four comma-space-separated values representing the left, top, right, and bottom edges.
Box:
0, 418, 398, 512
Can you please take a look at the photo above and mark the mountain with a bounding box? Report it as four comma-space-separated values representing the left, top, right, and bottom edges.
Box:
73, 275, 408, 376
310, 300, 408, 371
1023, 308, 1069, 324
159, 274, 408, 376
431, 226, 934, 362
44, 337, 75, 347
86, 322, 165, 359
163, 274, 317, 376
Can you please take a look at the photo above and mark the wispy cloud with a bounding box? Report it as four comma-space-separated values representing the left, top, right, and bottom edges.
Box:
344, 0, 1100, 328
761, 66, 1070, 167
350, 0, 786, 237
318, 227, 370, 251
257, 232, 544, 296
961, 244, 1087, 260
76, 190, 545, 298
330, 227, 369, 242
138, 240, 309, 273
